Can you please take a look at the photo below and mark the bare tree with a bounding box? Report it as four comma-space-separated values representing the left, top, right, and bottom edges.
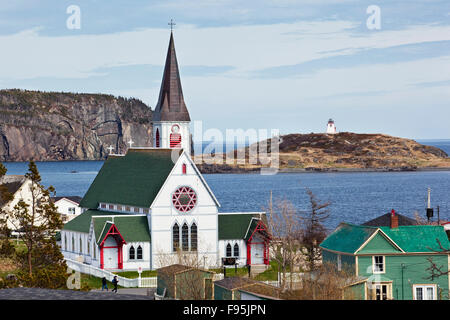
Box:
300, 189, 330, 271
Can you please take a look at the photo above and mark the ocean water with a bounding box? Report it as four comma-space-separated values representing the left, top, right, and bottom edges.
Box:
2, 140, 449, 231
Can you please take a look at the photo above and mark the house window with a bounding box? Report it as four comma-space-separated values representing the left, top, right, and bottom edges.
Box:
226, 243, 232, 257
413, 285, 436, 300
233, 243, 239, 257
137, 246, 143, 260
68, 207, 76, 214
373, 256, 385, 273
129, 246, 135, 260
190, 223, 197, 251
182, 223, 189, 251
173, 224, 180, 252
182, 163, 187, 174
375, 284, 389, 300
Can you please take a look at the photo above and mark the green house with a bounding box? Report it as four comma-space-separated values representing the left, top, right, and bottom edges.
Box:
320, 220, 450, 300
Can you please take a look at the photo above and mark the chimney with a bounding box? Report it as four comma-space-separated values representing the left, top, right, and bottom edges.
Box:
390, 209, 398, 229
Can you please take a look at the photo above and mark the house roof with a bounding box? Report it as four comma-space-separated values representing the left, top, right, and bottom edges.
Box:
51, 196, 82, 205
0, 175, 26, 206
79, 148, 181, 209
218, 213, 267, 240
320, 222, 450, 254
238, 283, 282, 300
157, 264, 214, 275
214, 277, 256, 290
153, 32, 190, 122
362, 212, 417, 227
93, 215, 151, 244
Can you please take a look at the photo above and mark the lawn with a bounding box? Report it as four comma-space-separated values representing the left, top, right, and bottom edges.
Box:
254, 261, 279, 281
209, 266, 249, 277
113, 270, 157, 278
80, 273, 124, 290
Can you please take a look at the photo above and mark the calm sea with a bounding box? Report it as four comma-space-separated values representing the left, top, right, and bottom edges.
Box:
2, 139, 449, 231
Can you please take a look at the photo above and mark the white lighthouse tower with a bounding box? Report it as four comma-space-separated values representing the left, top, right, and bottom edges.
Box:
326, 118, 337, 134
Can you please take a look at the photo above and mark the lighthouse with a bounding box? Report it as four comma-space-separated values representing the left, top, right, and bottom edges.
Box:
326, 119, 337, 134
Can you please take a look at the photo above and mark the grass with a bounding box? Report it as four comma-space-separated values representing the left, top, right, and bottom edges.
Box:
210, 266, 249, 277
80, 273, 124, 290
112, 270, 157, 279
254, 261, 280, 281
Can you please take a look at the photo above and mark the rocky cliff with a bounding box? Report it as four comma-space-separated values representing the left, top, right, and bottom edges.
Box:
0, 89, 153, 161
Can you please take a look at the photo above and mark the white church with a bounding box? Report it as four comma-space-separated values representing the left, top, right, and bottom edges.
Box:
60, 31, 270, 271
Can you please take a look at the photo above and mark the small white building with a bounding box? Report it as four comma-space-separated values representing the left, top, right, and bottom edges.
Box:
326, 118, 337, 134
51, 196, 82, 223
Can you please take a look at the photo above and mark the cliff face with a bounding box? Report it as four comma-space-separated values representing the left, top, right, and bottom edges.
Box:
0, 89, 153, 161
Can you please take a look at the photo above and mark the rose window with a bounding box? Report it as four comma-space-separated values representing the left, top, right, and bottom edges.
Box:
172, 186, 197, 213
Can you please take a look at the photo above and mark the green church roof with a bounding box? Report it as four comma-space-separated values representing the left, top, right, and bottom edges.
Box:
63, 209, 126, 233
93, 215, 151, 244
79, 149, 181, 209
218, 213, 267, 240
320, 223, 450, 254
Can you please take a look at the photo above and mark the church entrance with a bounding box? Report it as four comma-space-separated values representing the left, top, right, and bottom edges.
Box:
250, 237, 265, 265
246, 220, 270, 266
99, 224, 126, 270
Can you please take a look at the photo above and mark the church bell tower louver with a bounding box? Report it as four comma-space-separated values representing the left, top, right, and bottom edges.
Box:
152, 29, 191, 155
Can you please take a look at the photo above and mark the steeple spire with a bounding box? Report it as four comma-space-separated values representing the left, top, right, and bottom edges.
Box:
153, 29, 190, 122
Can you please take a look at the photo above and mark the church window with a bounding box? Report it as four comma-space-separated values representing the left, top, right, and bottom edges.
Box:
125, 206, 131, 212
137, 246, 143, 260
101, 203, 106, 209
108, 204, 114, 210
190, 223, 197, 251
156, 128, 160, 148
87, 241, 90, 255
182, 223, 189, 251
172, 186, 197, 213
234, 243, 239, 257
182, 163, 187, 174
64, 235, 67, 250
134, 207, 140, 213
143, 208, 149, 214
72, 236, 75, 252
170, 124, 182, 148
226, 244, 232, 257
93, 245, 96, 260
117, 205, 122, 211
129, 246, 135, 260
79, 238, 83, 254
172, 223, 180, 252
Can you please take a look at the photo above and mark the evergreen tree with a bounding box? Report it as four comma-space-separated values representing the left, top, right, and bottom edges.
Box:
4, 161, 67, 288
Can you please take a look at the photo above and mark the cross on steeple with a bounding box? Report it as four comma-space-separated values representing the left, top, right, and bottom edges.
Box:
168, 19, 176, 32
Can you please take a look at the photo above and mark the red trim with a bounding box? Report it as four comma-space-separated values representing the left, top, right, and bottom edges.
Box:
99, 224, 126, 270
247, 243, 251, 265
246, 220, 271, 266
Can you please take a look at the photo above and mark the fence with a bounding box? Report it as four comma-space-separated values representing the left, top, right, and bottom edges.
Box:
65, 258, 157, 288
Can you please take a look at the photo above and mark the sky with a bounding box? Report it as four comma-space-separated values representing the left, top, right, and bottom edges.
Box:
0, 0, 449, 141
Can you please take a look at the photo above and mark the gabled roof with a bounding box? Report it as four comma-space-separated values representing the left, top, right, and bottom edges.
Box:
0, 175, 26, 206
51, 196, 82, 205
362, 212, 417, 227
218, 213, 267, 240
214, 277, 256, 290
153, 32, 190, 122
320, 222, 450, 254
93, 215, 151, 244
79, 148, 181, 209
157, 264, 214, 275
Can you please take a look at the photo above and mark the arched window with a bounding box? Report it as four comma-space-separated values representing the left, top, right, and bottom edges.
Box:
93, 245, 96, 260
182, 163, 187, 174
155, 128, 160, 148
64, 235, 67, 250
80, 238, 83, 254
190, 223, 197, 251
137, 245, 143, 260
129, 246, 135, 260
72, 235, 75, 252
172, 223, 180, 252
182, 223, 189, 251
226, 243, 232, 257
234, 243, 239, 257
87, 241, 90, 255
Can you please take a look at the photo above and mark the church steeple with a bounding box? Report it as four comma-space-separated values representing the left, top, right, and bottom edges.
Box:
153, 31, 191, 122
